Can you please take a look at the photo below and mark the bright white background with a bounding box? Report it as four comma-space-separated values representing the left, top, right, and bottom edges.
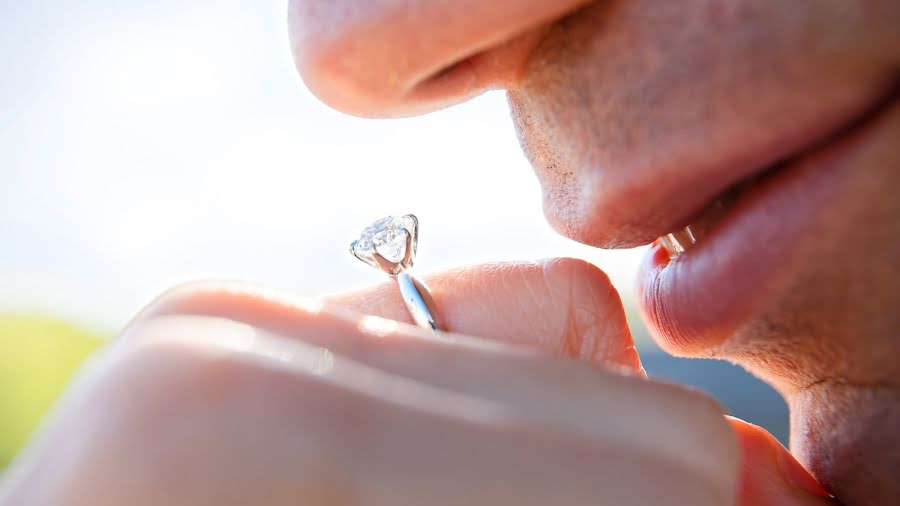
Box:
0, 0, 645, 333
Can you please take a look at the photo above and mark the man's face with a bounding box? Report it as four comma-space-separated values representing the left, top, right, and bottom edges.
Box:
503, 1, 900, 390
289, 0, 899, 498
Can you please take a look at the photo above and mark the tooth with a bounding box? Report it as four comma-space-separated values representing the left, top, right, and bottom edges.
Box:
658, 195, 735, 259
684, 225, 698, 244
659, 229, 696, 258
657, 234, 680, 257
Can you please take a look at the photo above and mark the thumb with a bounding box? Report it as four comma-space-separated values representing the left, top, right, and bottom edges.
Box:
323, 258, 641, 372
728, 417, 837, 506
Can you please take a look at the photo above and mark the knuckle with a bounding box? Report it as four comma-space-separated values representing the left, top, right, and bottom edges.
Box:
46, 342, 240, 493
100, 340, 244, 426
138, 280, 316, 327
65, 341, 332, 500
139, 279, 226, 316
105, 324, 356, 441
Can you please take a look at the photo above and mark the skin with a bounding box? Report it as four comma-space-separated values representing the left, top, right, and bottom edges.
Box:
1, 268, 830, 505
291, 0, 899, 502
1, 0, 897, 505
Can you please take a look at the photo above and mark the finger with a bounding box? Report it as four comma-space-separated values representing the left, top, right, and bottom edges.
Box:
727, 417, 837, 506
111, 314, 737, 505
126, 288, 724, 487
323, 258, 640, 370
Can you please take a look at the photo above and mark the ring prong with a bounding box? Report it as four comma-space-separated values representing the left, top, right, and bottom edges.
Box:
401, 229, 415, 270
349, 240, 363, 262
371, 250, 401, 275
404, 214, 419, 248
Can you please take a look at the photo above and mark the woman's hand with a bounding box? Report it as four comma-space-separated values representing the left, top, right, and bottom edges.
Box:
0, 259, 832, 505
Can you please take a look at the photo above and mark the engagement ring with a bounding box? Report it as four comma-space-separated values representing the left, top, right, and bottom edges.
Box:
350, 214, 443, 332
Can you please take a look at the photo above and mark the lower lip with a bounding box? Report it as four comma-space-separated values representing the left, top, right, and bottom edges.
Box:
635, 118, 869, 354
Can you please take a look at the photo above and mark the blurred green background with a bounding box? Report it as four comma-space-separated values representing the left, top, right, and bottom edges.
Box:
0, 316, 103, 469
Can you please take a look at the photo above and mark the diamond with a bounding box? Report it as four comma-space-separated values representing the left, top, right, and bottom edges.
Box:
351, 214, 418, 273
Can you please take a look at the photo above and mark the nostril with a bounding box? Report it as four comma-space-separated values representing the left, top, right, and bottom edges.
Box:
408, 52, 488, 106
407, 27, 552, 108
428, 55, 479, 86
288, 0, 586, 118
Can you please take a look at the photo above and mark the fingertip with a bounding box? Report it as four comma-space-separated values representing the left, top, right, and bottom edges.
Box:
328, 259, 639, 370
727, 417, 836, 505
538, 257, 641, 369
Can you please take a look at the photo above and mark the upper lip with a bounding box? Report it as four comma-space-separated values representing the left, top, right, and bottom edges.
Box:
570, 83, 900, 250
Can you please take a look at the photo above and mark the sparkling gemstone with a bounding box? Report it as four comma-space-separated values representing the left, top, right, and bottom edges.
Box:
351, 214, 418, 271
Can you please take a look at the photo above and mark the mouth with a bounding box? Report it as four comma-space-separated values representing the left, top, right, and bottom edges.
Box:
655, 177, 754, 259
638, 86, 899, 354
655, 83, 899, 261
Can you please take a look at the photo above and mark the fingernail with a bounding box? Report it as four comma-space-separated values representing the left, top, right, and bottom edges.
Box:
727, 417, 837, 504
775, 442, 833, 499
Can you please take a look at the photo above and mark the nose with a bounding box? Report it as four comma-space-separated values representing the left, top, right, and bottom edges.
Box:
288, 0, 586, 118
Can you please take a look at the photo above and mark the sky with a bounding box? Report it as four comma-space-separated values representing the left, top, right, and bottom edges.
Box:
0, 0, 648, 334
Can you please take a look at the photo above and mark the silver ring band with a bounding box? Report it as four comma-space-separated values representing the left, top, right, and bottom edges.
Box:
351, 214, 443, 332
397, 271, 442, 331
